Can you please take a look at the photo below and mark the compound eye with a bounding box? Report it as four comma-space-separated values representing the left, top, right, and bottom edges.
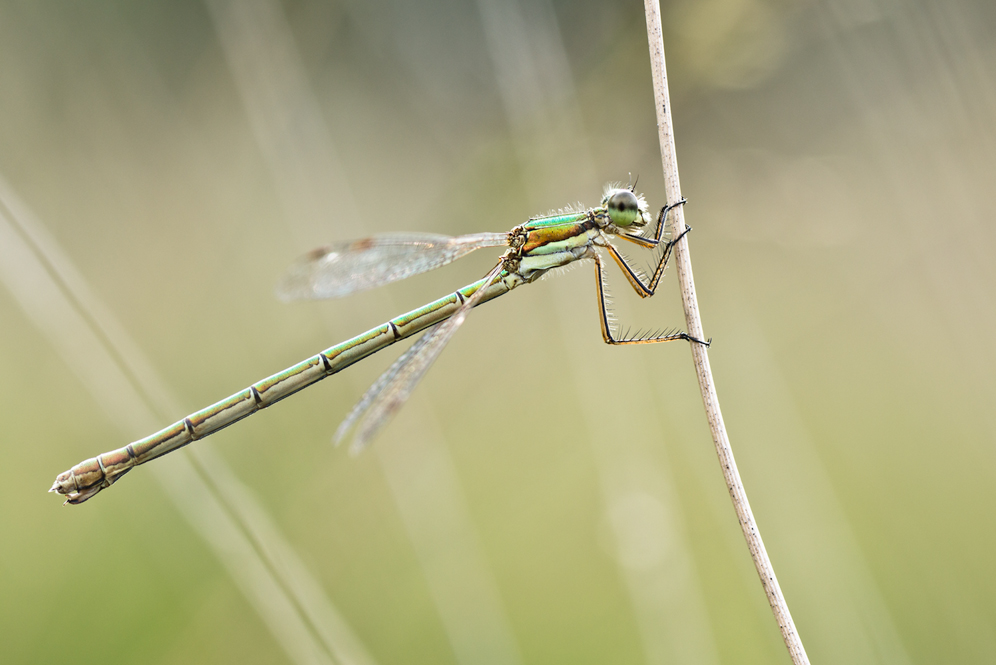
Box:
606, 189, 640, 227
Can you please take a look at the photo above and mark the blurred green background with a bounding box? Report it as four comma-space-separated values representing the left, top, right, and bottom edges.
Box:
2, 0, 994, 663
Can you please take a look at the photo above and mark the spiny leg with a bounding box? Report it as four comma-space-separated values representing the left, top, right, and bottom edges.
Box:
608, 199, 690, 297
606, 221, 692, 298
592, 254, 709, 346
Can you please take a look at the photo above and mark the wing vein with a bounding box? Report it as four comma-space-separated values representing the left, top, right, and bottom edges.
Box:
277, 232, 508, 301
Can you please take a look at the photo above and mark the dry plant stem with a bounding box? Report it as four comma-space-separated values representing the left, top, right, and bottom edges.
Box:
642, 3, 811, 664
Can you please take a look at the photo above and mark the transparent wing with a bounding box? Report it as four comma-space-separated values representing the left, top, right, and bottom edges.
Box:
332, 325, 436, 446
339, 261, 506, 453
277, 232, 508, 301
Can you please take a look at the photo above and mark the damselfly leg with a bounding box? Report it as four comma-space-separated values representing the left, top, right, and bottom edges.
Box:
594, 198, 708, 346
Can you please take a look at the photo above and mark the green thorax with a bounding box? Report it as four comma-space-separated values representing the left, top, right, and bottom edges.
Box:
522, 208, 604, 230
519, 208, 606, 257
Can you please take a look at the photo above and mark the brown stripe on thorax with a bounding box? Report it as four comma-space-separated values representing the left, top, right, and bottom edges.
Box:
522, 218, 597, 253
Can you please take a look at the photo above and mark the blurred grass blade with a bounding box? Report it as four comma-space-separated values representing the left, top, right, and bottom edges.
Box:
205, 2, 524, 663
0, 175, 375, 665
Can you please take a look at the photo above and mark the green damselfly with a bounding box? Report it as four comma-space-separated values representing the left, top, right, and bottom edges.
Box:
51, 186, 704, 504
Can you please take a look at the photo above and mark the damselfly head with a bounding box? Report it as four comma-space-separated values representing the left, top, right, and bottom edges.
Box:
602, 188, 649, 228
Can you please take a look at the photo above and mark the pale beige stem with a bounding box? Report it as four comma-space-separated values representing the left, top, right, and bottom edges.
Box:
642, 3, 811, 663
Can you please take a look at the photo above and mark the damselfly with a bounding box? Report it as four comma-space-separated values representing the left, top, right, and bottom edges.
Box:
51, 185, 706, 504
